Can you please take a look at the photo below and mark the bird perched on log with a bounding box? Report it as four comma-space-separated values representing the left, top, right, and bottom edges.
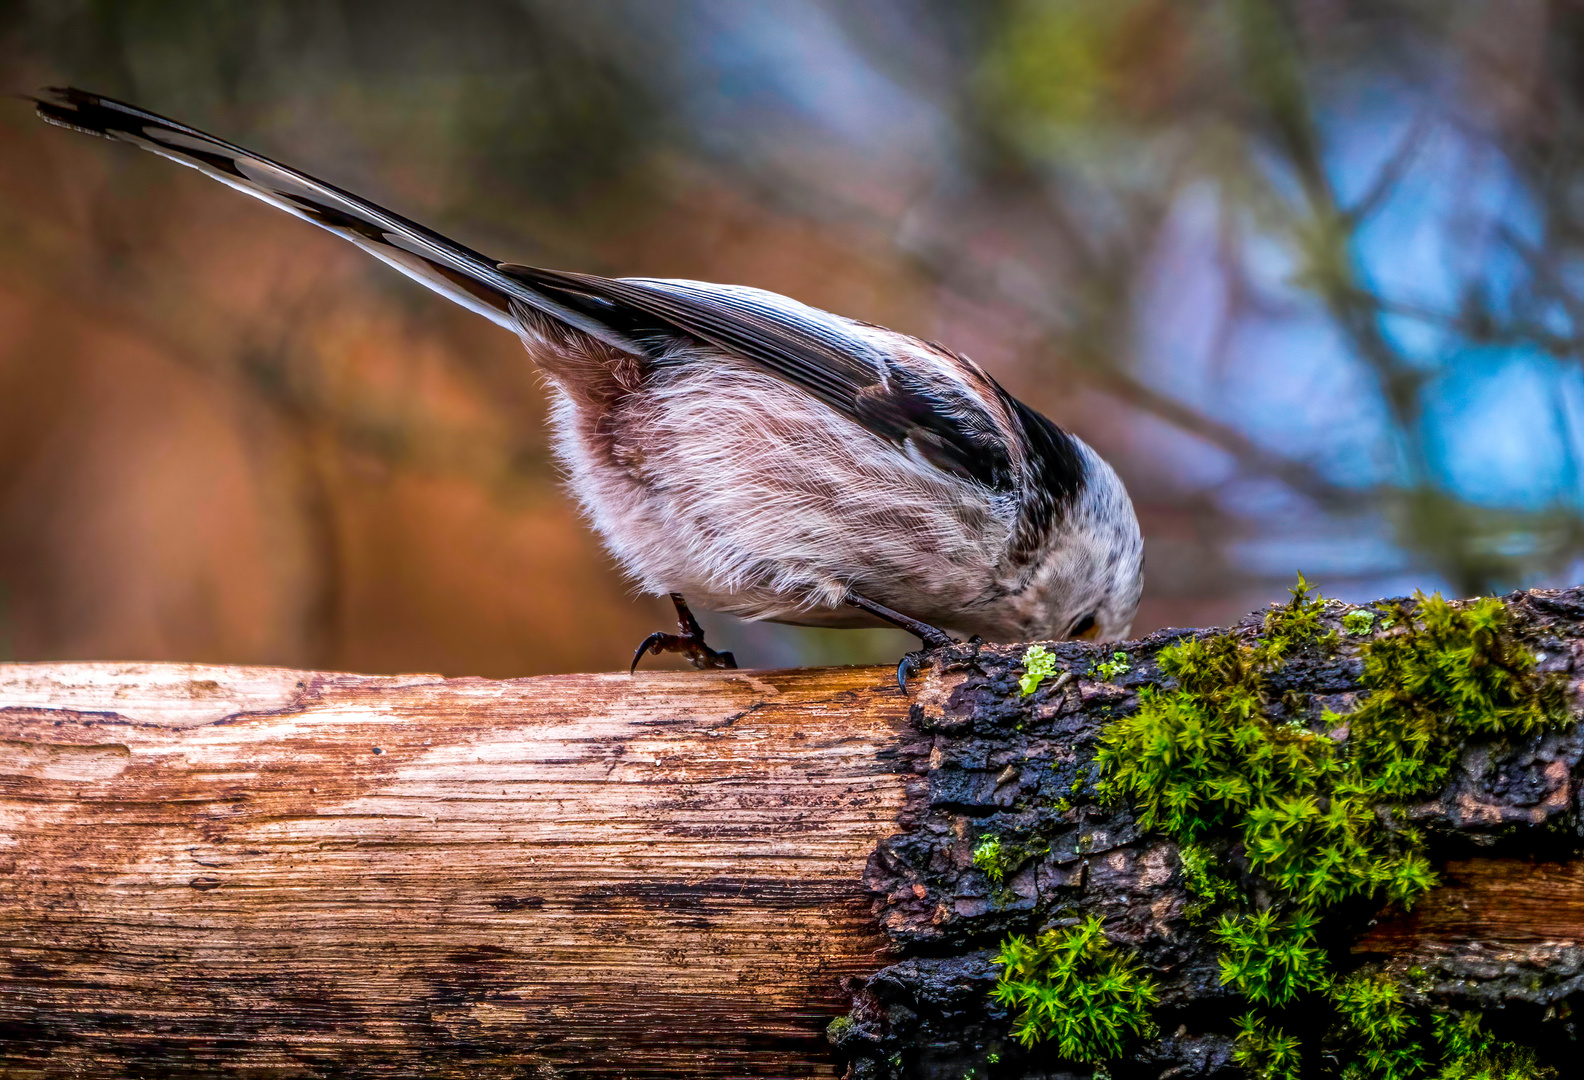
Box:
33, 87, 1143, 688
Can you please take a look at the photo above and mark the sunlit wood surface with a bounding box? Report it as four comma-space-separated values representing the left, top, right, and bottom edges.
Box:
0, 661, 913, 1077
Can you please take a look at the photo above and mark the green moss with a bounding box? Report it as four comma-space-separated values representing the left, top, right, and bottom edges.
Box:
1339, 594, 1563, 801
1312, 985, 1555, 1080
1020, 644, 1059, 695
1238, 997, 1550, 1080
1212, 909, 1329, 1006
1329, 973, 1429, 1080
990, 575, 1569, 1074
1431, 1014, 1555, 1080
976, 832, 1047, 890
990, 914, 1159, 1058
1179, 844, 1240, 919
1070, 763, 1090, 796
974, 834, 1011, 883
1234, 1011, 1303, 1080
1097, 588, 1562, 913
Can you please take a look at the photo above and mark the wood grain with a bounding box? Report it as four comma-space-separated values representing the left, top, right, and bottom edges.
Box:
1357, 858, 1584, 953
0, 661, 914, 1077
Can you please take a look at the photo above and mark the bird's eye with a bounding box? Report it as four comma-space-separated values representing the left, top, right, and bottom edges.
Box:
1068, 613, 1099, 640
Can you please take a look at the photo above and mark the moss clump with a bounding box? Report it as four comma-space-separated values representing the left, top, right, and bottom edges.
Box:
1341, 594, 1563, 801
1095, 580, 1436, 911
974, 832, 1048, 887
990, 915, 1159, 1058
1234, 1011, 1303, 1080
1019, 644, 1059, 695
1234, 992, 1555, 1080
1328, 973, 1428, 1080
1212, 909, 1328, 1006
973, 834, 1011, 883
1179, 843, 1240, 919
1043, 577, 1566, 1075
1430, 1014, 1555, 1080
1098, 587, 1561, 915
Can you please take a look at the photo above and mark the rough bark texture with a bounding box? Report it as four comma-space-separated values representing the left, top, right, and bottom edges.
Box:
1, 588, 1582, 1079
837, 587, 1584, 1079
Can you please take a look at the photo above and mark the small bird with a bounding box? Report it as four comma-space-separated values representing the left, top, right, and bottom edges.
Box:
34, 88, 1143, 687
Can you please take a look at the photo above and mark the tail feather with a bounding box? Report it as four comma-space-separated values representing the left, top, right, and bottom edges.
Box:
33, 87, 641, 352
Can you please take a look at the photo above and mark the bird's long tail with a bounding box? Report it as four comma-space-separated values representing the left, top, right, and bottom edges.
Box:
33, 87, 639, 352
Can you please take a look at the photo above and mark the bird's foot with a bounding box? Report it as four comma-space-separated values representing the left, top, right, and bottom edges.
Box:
844, 589, 957, 693
631, 594, 738, 673
631, 631, 737, 672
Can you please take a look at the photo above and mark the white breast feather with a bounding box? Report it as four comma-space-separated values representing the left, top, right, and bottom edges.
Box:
547, 353, 1014, 628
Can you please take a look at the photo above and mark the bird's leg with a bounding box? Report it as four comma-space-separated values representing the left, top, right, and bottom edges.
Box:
845, 589, 955, 647
844, 589, 956, 693
631, 593, 738, 673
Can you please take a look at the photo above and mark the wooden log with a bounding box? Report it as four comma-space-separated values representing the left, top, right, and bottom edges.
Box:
2, 587, 1583, 1078
0, 662, 913, 1077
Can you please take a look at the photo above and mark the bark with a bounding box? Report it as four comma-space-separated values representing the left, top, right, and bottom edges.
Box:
841, 587, 1584, 1079
0, 587, 1582, 1079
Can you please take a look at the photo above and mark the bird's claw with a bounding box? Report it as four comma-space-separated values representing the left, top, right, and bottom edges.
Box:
897, 646, 953, 694
630, 632, 737, 673
838, 589, 958, 693
896, 652, 920, 693
631, 593, 738, 674
631, 632, 667, 674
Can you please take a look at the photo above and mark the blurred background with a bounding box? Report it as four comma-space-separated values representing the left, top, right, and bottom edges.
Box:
0, 0, 1580, 677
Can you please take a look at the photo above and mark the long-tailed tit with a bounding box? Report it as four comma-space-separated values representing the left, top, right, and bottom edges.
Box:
34, 88, 1144, 687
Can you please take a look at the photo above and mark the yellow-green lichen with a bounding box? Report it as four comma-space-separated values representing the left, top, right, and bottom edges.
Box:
1091, 651, 1131, 681
1344, 609, 1377, 635
1020, 644, 1059, 695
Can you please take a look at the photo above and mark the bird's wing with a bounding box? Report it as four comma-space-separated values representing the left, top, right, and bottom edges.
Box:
34, 88, 1077, 500
32, 87, 640, 352
498, 267, 1037, 492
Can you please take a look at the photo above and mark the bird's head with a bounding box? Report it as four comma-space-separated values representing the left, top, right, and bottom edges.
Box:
1001, 443, 1143, 646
